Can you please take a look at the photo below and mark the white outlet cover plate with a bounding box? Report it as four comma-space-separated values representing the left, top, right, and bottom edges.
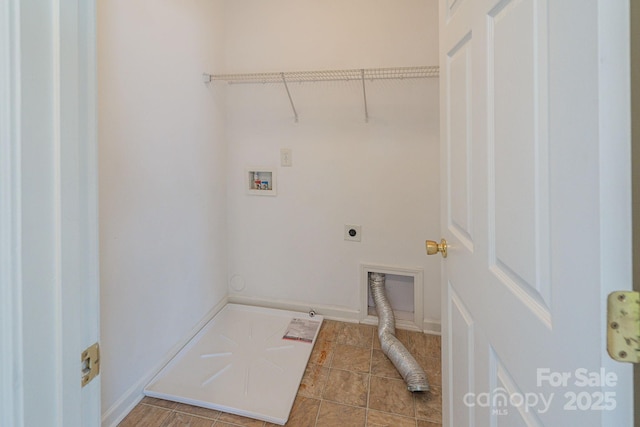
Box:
344, 224, 362, 242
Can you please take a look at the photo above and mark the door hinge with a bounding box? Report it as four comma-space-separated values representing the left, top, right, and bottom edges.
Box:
607, 291, 640, 363
81, 342, 100, 387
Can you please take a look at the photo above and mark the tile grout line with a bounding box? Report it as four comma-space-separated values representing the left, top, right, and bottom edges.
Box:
314, 322, 336, 427
170, 409, 219, 422
313, 399, 323, 427
365, 346, 373, 427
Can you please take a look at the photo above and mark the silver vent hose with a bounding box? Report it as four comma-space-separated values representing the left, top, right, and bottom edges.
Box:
369, 272, 429, 392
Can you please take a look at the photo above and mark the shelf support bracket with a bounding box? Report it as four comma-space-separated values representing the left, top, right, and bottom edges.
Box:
361, 69, 369, 123
281, 73, 298, 123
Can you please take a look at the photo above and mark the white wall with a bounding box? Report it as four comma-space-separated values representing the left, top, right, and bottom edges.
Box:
223, 0, 442, 330
98, 0, 440, 421
98, 0, 228, 421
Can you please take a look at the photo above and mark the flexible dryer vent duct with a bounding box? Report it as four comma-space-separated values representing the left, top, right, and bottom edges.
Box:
369, 272, 429, 392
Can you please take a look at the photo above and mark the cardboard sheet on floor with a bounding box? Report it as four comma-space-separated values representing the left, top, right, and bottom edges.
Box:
144, 304, 323, 425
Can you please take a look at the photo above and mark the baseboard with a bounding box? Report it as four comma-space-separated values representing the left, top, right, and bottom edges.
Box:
423, 318, 441, 335
361, 315, 422, 332
360, 313, 441, 335
101, 296, 229, 427
227, 294, 442, 335
227, 294, 361, 323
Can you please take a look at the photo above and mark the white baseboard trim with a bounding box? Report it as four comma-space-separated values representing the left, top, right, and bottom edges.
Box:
423, 318, 441, 335
361, 314, 441, 335
227, 294, 442, 335
361, 315, 422, 332
101, 296, 229, 427
228, 294, 361, 323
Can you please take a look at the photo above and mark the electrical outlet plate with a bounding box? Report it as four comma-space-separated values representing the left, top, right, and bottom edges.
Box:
344, 225, 362, 242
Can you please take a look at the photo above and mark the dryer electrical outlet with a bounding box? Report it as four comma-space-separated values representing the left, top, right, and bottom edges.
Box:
344, 225, 362, 242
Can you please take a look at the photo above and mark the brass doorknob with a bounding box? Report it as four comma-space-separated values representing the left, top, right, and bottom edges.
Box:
425, 239, 447, 258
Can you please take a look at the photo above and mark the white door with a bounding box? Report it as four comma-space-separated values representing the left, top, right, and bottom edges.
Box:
438, 0, 633, 426
0, 1, 101, 426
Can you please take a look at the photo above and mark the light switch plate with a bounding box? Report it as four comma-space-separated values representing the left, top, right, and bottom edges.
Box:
280, 148, 292, 167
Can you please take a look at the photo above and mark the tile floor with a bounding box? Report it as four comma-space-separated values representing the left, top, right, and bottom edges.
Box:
118, 320, 442, 427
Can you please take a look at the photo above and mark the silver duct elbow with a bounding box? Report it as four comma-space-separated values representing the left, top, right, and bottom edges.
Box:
369, 272, 429, 392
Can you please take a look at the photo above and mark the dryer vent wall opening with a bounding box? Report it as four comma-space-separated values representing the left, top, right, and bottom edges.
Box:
369, 272, 429, 392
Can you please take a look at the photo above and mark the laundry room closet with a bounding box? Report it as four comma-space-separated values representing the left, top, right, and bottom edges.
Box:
97, 0, 441, 424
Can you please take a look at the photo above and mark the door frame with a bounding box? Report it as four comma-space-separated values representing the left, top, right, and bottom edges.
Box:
597, 3, 633, 423
0, 0, 101, 425
633, 0, 640, 417
0, 0, 23, 426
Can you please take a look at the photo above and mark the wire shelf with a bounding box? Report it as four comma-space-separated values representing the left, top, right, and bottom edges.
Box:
202, 65, 439, 122
207, 66, 439, 84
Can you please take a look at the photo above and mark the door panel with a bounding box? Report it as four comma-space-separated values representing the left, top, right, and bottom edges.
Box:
446, 33, 474, 249
446, 0, 465, 22
2, 1, 101, 425
450, 286, 474, 427
493, 352, 545, 426
439, 0, 633, 425
488, 0, 551, 311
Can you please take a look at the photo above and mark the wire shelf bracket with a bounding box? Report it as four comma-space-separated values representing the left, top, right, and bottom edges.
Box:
280, 73, 299, 123
203, 65, 439, 123
361, 69, 369, 123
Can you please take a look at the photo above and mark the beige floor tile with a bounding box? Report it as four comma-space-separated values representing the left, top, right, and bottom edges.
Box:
423, 335, 441, 359
118, 404, 172, 427
370, 349, 402, 380
336, 323, 374, 348
331, 344, 371, 373
172, 403, 221, 420
414, 385, 442, 422
368, 376, 414, 418
142, 396, 179, 410
315, 401, 366, 427
366, 409, 417, 427
265, 396, 321, 427
322, 369, 369, 407
396, 330, 425, 358
373, 333, 381, 350
420, 356, 442, 386
316, 320, 341, 343
214, 423, 260, 427
216, 412, 265, 427
394, 329, 413, 348
416, 421, 442, 427
392, 330, 441, 361
161, 412, 215, 427
298, 363, 330, 398
308, 339, 335, 367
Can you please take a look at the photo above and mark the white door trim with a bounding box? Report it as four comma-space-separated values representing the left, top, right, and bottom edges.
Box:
0, 1, 24, 426
1, 0, 101, 425
597, 2, 633, 425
